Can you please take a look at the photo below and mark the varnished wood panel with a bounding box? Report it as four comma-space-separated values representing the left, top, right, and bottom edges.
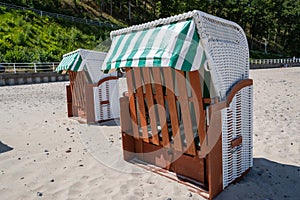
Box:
176, 71, 196, 155
143, 68, 160, 145
189, 71, 206, 146
134, 69, 149, 143
163, 68, 182, 151
152, 68, 170, 147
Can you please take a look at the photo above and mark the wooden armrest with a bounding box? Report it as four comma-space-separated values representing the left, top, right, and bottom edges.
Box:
199, 79, 252, 158
96, 76, 118, 87
226, 79, 253, 105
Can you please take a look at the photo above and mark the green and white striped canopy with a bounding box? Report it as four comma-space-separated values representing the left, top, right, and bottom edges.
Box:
56, 49, 108, 83
56, 50, 83, 72
102, 18, 206, 72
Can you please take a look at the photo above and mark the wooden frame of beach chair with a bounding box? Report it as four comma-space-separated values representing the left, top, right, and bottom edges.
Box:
119, 67, 252, 199
57, 49, 120, 123
101, 10, 253, 199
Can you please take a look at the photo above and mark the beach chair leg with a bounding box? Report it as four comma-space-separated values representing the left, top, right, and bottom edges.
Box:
66, 85, 73, 117
207, 135, 223, 199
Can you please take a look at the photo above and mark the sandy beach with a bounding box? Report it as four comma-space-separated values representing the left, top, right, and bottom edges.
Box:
0, 67, 299, 200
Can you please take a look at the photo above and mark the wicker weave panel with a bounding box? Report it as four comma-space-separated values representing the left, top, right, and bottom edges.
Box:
94, 78, 119, 121
222, 85, 253, 188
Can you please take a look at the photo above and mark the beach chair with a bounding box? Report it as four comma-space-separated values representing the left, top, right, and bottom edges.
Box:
56, 49, 119, 123
102, 11, 253, 199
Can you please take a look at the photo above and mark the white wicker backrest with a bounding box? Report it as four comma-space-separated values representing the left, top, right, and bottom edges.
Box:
81, 49, 107, 84
195, 11, 249, 99
194, 12, 252, 189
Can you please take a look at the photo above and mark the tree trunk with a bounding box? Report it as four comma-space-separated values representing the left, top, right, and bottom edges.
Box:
128, 0, 131, 22
120, 0, 123, 12
152, 0, 156, 16
283, 24, 290, 49
99, 0, 105, 14
144, 0, 147, 21
110, 0, 113, 16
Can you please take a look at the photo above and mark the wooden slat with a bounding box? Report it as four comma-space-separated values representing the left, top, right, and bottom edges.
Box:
176, 70, 196, 156
231, 136, 243, 148
198, 102, 224, 158
78, 72, 85, 115
85, 84, 96, 123
125, 68, 139, 139
189, 71, 206, 147
163, 68, 182, 151
74, 71, 86, 109
134, 68, 149, 143
78, 72, 87, 118
152, 68, 170, 147
70, 72, 77, 107
142, 68, 159, 145
203, 98, 211, 104
74, 72, 80, 107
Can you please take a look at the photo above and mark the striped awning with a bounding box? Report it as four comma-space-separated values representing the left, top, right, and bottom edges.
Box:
102, 18, 206, 72
56, 50, 83, 72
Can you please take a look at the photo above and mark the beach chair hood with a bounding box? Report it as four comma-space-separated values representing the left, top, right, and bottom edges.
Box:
56, 49, 107, 84
102, 10, 249, 100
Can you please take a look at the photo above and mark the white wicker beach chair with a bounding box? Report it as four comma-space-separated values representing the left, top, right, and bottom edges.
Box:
56, 49, 119, 123
101, 10, 253, 199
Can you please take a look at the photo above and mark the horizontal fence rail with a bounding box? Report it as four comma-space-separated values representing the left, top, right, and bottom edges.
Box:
0, 57, 299, 74
250, 58, 300, 65
0, 1, 118, 29
0, 62, 60, 73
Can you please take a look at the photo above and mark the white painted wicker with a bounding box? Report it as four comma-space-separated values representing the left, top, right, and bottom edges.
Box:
222, 85, 253, 188
80, 49, 107, 84
93, 72, 119, 122
194, 11, 252, 189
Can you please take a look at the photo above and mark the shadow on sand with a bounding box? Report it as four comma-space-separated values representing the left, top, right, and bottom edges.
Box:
216, 158, 300, 200
88, 119, 120, 127
0, 141, 13, 154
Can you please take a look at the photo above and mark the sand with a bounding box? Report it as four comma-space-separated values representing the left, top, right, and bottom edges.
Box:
0, 68, 299, 200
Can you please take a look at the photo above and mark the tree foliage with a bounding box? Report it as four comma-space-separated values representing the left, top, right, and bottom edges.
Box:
108, 0, 299, 57
0, 6, 111, 63
1, 0, 299, 61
